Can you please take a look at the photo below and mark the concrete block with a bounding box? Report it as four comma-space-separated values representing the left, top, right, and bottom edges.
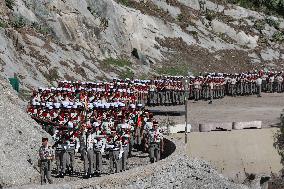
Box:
232, 121, 262, 130
168, 124, 192, 133
199, 122, 232, 132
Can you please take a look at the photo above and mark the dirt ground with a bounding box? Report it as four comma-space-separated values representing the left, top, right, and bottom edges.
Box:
148, 92, 284, 183
175, 128, 282, 183
148, 92, 284, 131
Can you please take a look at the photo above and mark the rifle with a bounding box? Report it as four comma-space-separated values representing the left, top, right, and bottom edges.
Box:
52, 103, 91, 148
52, 113, 82, 148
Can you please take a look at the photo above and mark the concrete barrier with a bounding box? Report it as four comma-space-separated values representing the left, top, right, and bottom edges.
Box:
165, 124, 191, 133
199, 121, 262, 132
232, 121, 262, 130
199, 122, 233, 132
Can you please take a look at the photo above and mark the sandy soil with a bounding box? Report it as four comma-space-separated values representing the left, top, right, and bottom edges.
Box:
148, 93, 284, 131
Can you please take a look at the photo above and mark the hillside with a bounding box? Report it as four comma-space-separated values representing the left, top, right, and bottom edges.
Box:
0, 76, 50, 188
1, 1, 284, 187
0, 0, 283, 96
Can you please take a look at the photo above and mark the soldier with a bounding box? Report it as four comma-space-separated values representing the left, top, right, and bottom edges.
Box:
256, 76, 262, 97
276, 74, 283, 93
93, 123, 104, 176
85, 127, 95, 178
148, 81, 157, 106
148, 122, 163, 163
120, 123, 130, 171
268, 74, 275, 93
66, 133, 76, 175
58, 136, 69, 178
231, 76, 237, 97
108, 132, 122, 173
208, 78, 214, 104
193, 78, 201, 101
39, 137, 54, 185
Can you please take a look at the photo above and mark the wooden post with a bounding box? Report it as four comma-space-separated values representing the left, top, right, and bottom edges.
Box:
184, 79, 188, 144
185, 98, 188, 144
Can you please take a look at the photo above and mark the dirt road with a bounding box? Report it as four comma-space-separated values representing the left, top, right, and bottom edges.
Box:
149, 93, 284, 131
148, 93, 284, 182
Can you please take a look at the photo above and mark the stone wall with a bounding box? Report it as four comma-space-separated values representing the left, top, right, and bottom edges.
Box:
14, 137, 248, 189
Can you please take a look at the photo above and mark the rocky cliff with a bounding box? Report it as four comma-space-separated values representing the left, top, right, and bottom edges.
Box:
0, 0, 283, 94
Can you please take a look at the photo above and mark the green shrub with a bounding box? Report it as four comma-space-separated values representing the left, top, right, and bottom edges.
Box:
119, 67, 134, 79
205, 10, 217, 21
272, 31, 284, 42
188, 30, 198, 36
119, 0, 129, 6
0, 19, 7, 28
105, 58, 132, 67
265, 17, 280, 29
5, 0, 15, 10
11, 16, 27, 28
254, 19, 266, 31
177, 14, 184, 22
31, 22, 53, 35
224, 0, 284, 17
157, 66, 188, 76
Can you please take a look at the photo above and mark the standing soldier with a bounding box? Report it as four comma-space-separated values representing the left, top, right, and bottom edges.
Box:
276, 74, 283, 93
256, 76, 262, 97
268, 74, 275, 93
85, 127, 95, 178
93, 123, 104, 176
208, 77, 214, 104
148, 122, 163, 163
108, 132, 122, 173
39, 137, 54, 185
193, 78, 201, 101
231, 76, 237, 97
66, 134, 76, 175
148, 81, 157, 106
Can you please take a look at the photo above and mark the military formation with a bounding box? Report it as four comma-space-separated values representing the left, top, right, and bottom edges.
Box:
31, 79, 163, 184
33, 70, 284, 184
148, 70, 284, 105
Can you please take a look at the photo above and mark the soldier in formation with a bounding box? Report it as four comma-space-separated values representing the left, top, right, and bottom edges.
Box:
32, 80, 164, 182
147, 70, 284, 105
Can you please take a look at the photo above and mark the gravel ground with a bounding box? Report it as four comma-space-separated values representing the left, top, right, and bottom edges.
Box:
148, 93, 284, 131
15, 138, 248, 189
0, 77, 50, 188
47, 150, 150, 184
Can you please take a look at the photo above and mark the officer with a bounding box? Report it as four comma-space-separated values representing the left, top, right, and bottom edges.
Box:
39, 137, 54, 185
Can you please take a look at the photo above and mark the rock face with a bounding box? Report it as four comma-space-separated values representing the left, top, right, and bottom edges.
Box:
0, 77, 49, 188
0, 0, 283, 91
